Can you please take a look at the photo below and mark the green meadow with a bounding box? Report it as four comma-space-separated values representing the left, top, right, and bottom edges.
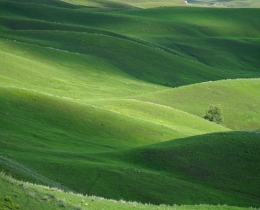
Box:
0, 0, 260, 209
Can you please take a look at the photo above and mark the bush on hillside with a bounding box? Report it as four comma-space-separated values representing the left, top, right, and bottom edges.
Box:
203, 104, 224, 125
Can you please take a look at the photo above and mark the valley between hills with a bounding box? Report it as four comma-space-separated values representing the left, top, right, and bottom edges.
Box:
0, 0, 260, 209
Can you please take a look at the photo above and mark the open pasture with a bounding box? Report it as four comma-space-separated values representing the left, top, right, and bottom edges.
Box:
0, 0, 260, 208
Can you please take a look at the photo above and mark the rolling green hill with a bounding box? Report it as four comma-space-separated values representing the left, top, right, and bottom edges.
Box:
1, 173, 256, 210
119, 131, 260, 205
134, 79, 260, 130
1, 131, 260, 207
0, 0, 260, 209
1, 1, 260, 87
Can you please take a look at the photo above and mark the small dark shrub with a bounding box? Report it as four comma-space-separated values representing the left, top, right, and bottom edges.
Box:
203, 104, 224, 125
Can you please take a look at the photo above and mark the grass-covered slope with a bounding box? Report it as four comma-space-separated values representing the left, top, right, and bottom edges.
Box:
115, 7, 260, 77
1, 1, 260, 87
0, 39, 164, 100
1, 131, 260, 207
0, 0, 260, 208
1, 174, 255, 210
119, 131, 260, 206
0, 85, 229, 191
90, 98, 229, 137
135, 79, 260, 130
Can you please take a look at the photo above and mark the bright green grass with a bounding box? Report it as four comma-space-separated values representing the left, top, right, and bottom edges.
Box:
0, 0, 260, 208
119, 131, 260, 202
89, 98, 229, 137
0, 84, 258, 206
1, 2, 260, 87
0, 39, 165, 100
0, 28, 228, 88
134, 79, 260, 130
1, 131, 260, 207
1, 174, 256, 210
0, 87, 182, 150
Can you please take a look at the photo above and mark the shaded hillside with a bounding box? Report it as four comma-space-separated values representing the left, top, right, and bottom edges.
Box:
1, 131, 260, 207
117, 131, 260, 206
1, 1, 260, 87
0, 173, 255, 210
0, 0, 260, 208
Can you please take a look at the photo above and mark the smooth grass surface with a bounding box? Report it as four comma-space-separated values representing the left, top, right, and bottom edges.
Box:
0, 39, 164, 100
134, 79, 260, 130
0, 85, 259, 206
1, 131, 260, 207
90, 98, 229, 137
119, 131, 260, 206
0, 28, 228, 88
0, 0, 260, 208
1, 2, 260, 87
1, 174, 256, 210
114, 8, 260, 77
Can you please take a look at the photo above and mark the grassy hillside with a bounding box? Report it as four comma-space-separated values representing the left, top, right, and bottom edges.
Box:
0, 0, 260, 208
1, 173, 256, 210
0, 85, 228, 193
114, 7, 260, 77
134, 79, 260, 130
1, 131, 260, 207
1, 2, 260, 87
89, 98, 229, 137
119, 131, 260, 206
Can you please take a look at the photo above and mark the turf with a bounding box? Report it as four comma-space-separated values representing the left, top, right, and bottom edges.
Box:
1, 131, 260, 207
134, 79, 260, 130
1, 2, 260, 87
1, 173, 256, 210
119, 131, 260, 204
0, 0, 260, 208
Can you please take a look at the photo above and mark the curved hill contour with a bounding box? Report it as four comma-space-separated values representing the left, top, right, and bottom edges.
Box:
0, 0, 260, 209
134, 79, 260, 130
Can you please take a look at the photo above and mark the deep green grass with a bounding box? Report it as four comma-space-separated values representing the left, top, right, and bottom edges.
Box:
0, 0, 260, 208
118, 131, 260, 205
1, 174, 257, 210
0, 2, 260, 87
114, 7, 260, 76
1, 131, 260, 207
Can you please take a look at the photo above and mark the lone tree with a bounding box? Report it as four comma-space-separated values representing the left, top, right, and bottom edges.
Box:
203, 104, 224, 125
